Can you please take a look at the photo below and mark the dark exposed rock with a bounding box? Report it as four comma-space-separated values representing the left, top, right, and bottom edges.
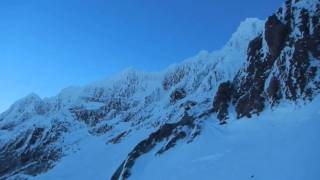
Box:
156, 131, 187, 155
267, 77, 282, 105
0, 122, 15, 131
71, 108, 106, 126
89, 124, 113, 136
265, 15, 288, 58
212, 81, 234, 123
180, 100, 197, 111
162, 66, 188, 91
111, 115, 199, 180
107, 131, 130, 144
0, 121, 68, 179
233, 35, 270, 118
70, 98, 130, 126
29, 127, 45, 145
213, 0, 320, 121
170, 88, 187, 103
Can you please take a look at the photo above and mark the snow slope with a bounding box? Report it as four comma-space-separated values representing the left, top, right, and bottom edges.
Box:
36, 90, 320, 180
129, 97, 320, 180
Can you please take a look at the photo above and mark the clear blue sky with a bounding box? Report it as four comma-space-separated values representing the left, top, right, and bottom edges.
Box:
0, 0, 283, 113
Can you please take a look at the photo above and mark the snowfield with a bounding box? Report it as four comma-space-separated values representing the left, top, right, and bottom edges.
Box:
36, 96, 320, 180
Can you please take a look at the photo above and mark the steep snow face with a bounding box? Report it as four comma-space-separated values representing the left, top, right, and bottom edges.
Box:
0, 17, 264, 179
163, 18, 265, 92
216, 18, 265, 77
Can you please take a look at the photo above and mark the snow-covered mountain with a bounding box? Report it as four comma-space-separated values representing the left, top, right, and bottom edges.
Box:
0, 0, 319, 179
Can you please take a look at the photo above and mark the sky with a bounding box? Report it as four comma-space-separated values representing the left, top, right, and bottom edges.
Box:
0, 0, 283, 113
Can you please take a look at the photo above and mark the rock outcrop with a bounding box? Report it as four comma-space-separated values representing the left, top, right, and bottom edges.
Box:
111, 115, 200, 180
213, 0, 320, 121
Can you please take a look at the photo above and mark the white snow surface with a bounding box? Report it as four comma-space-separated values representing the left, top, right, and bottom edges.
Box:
129, 97, 320, 180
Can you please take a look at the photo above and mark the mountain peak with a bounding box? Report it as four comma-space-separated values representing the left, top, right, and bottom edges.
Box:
225, 18, 265, 51
8, 93, 42, 112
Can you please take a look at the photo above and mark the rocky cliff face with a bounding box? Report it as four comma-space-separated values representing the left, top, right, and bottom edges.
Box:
0, 0, 319, 179
213, 0, 320, 121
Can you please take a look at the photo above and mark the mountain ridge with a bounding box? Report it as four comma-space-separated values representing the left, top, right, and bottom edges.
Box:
0, 0, 319, 179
